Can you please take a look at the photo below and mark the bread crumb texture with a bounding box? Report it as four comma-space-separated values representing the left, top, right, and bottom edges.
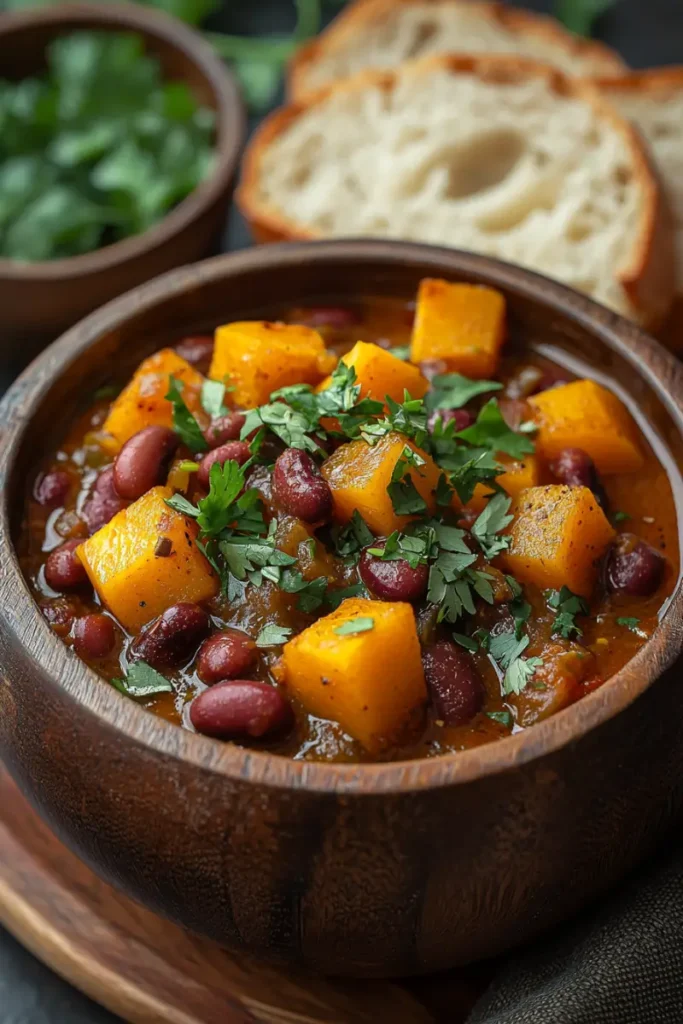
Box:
256, 66, 643, 317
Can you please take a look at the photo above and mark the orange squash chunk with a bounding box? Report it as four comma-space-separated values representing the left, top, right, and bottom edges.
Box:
318, 341, 429, 404
466, 455, 540, 513
529, 379, 643, 474
210, 321, 335, 408
500, 485, 615, 597
410, 278, 506, 378
103, 349, 204, 452
321, 432, 442, 535
281, 597, 426, 752
77, 486, 218, 632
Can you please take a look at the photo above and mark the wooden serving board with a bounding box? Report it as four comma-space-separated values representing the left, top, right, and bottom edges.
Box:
0, 764, 483, 1024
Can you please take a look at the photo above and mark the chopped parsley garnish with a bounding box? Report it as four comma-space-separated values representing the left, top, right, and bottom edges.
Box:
368, 528, 434, 569
547, 586, 589, 640
200, 379, 229, 419
361, 393, 428, 448
387, 446, 429, 516
426, 373, 502, 412
617, 617, 641, 633
453, 632, 479, 652
456, 399, 535, 459
506, 576, 531, 639
256, 624, 293, 647
334, 617, 375, 636
326, 583, 368, 609
166, 375, 208, 453
612, 510, 631, 524
330, 510, 374, 562
471, 493, 513, 559
487, 710, 513, 728
112, 661, 172, 698
485, 626, 543, 695
391, 344, 411, 360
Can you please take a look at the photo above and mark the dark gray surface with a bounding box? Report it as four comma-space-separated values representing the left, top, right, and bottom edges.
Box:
1, 0, 682, 1021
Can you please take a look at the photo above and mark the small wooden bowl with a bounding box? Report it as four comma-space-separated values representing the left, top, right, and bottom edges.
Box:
1, 241, 682, 978
0, 3, 244, 352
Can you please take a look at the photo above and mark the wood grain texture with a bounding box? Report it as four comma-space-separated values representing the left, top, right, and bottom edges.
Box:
0, 242, 682, 976
0, 763, 450, 1024
0, 3, 245, 347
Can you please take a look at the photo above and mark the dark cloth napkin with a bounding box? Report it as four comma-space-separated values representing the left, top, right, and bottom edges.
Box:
469, 823, 683, 1024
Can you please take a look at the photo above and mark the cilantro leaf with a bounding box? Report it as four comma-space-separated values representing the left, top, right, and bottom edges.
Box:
612, 510, 631, 524
387, 446, 429, 516
200, 379, 228, 418
487, 710, 513, 728
487, 625, 543, 695
554, 0, 617, 37
166, 375, 208, 453
436, 444, 502, 505
330, 510, 374, 562
326, 583, 368, 610
280, 570, 328, 612
547, 586, 589, 639
504, 656, 544, 696
112, 660, 172, 698
334, 617, 374, 636
391, 344, 410, 360
506, 575, 531, 639
617, 616, 641, 633
471, 493, 513, 559
256, 624, 293, 647
453, 632, 479, 652
457, 399, 535, 459
427, 373, 502, 412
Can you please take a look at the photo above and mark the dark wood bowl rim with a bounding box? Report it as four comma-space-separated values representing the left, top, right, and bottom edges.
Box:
0, 2, 244, 280
1, 240, 682, 795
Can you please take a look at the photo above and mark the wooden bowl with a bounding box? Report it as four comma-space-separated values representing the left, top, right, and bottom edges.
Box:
0, 3, 244, 354
0, 241, 682, 978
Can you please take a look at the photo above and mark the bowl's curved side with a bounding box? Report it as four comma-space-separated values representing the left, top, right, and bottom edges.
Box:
1, 241, 683, 975
0, 2, 245, 340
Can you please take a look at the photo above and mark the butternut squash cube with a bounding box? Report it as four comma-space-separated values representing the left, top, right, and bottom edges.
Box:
466, 455, 540, 513
103, 349, 204, 452
529, 379, 643, 474
410, 279, 506, 378
321, 432, 442, 535
210, 321, 335, 408
281, 597, 426, 752
77, 486, 218, 632
500, 485, 615, 596
318, 341, 429, 404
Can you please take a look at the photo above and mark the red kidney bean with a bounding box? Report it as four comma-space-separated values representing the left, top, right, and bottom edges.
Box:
113, 426, 178, 501
40, 599, 76, 636
272, 448, 332, 523
499, 398, 529, 431
175, 335, 214, 371
190, 680, 294, 739
196, 629, 257, 685
422, 640, 485, 726
82, 467, 126, 533
359, 545, 429, 602
605, 534, 665, 597
197, 441, 251, 488
420, 359, 448, 382
427, 407, 473, 433
34, 470, 70, 507
298, 306, 361, 329
73, 614, 116, 659
130, 603, 211, 668
44, 539, 89, 591
550, 448, 608, 509
203, 411, 246, 448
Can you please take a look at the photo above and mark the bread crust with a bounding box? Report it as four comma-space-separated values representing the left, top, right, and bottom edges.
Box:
288, 0, 626, 101
238, 54, 674, 329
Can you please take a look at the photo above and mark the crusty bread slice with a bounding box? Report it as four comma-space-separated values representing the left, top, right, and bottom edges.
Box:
238, 55, 674, 329
289, 0, 625, 100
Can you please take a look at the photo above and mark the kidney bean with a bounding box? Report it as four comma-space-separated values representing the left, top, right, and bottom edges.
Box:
197, 629, 257, 685
82, 467, 126, 533
44, 539, 89, 591
175, 335, 214, 371
73, 614, 116, 659
40, 599, 76, 637
420, 359, 448, 382
190, 680, 294, 740
550, 448, 608, 509
113, 426, 178, 501
359, 545, 429, 602
499, 398, 529, 431
203, 411, 246, 448
605, 534, 665, 597
422, 640, 485, 726
130, 603, 211, 668
427, 407, 473, 434
272, 448, 332, 523
197, 441, 251, 488
34, 470, 70, 507
299, 306, 360, 329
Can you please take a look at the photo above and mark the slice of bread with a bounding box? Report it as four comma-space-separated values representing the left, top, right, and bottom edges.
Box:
289, 0, 625, 100
238, 55, 674, 329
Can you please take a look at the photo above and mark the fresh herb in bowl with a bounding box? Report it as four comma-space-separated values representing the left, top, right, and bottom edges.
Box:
0, 30, 215, 262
